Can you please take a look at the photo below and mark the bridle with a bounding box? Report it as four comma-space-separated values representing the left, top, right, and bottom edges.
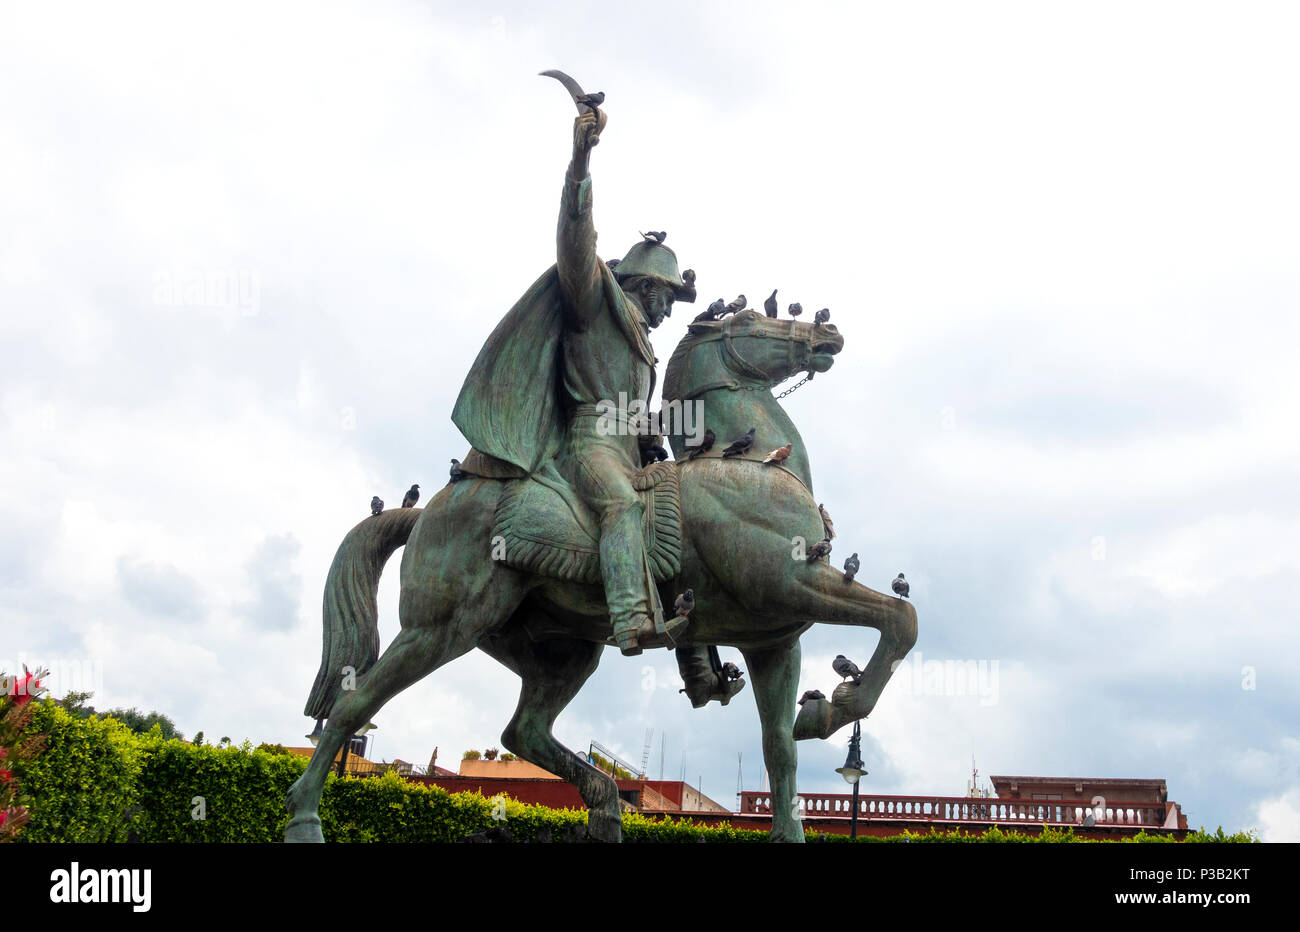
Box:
680, 316, 817, 401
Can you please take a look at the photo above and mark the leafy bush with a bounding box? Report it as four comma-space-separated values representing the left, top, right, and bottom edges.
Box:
462, 750, 481, 761
132, 738, 309, 842
10, 703, 1258, 843
1183, 826, 1258, 843
588, 751, 633, 780
13, 700, 142, 842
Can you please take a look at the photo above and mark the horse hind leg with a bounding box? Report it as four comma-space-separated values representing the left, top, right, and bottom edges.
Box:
479, 626, 620, 842
285, 627, 463, 842
742, 640, 805, 843
285, 570, 528, 842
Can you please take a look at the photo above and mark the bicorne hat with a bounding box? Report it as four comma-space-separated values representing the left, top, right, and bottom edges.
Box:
611, 236, 696, 303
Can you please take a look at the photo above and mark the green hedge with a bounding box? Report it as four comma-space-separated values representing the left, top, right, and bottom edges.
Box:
15, 701, 144, 842
13, 701, 1254, 843
134, 738, 310, 842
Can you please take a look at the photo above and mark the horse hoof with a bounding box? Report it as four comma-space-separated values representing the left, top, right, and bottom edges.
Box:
284, 815, 325, 843
771, 828, 807, 844
587, 810, 622, 843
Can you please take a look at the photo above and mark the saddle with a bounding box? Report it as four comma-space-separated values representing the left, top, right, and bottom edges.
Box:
480, 455, 684, 586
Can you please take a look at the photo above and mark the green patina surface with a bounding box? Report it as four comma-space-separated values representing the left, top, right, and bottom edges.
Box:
286, 80, 918, 844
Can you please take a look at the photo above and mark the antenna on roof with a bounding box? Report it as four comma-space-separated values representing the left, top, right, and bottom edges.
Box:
639, 727, 654, 779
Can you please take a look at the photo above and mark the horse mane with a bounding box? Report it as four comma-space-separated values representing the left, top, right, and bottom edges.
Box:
663, 318, 725, 403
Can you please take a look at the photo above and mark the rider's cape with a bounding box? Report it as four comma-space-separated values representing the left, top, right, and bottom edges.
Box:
452, 263, 654, 474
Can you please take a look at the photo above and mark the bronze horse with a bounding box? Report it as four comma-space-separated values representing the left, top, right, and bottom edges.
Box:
284, 310, 917, 843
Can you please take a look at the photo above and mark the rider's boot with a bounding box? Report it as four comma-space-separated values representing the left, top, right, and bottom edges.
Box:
675, 645, 746, 707
680, 671, 747, 707
596, 494, 687, 655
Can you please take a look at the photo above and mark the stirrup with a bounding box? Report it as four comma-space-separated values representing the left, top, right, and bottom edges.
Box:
610, 613, 689, 656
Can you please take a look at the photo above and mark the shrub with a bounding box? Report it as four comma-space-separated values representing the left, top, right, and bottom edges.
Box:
10, 705, 1258, 844
13, 699, 142, 842
131, 738, 308, 842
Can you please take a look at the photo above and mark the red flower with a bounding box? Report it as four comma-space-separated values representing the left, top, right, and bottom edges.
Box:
12, 672, 42, 707
0, 769, 10, 784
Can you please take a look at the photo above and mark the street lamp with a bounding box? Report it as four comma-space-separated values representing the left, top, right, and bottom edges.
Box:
834, 719, 868, 839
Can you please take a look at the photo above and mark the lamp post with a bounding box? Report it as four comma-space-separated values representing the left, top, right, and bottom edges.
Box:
834, 719, 868, 839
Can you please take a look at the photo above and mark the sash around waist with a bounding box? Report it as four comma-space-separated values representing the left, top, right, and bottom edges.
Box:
567, 403, 653, 431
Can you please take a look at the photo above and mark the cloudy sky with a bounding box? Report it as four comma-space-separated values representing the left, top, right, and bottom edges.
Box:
2, 1, 1297, 839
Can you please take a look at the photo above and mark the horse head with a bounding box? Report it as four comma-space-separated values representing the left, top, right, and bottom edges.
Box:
663, 309, 844, 404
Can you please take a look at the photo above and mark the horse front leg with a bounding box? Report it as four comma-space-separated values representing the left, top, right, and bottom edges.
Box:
742, 640, 804, 843
786, 561, 919, 740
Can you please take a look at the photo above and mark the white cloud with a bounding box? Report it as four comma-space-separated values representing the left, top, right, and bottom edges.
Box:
1, 1, 1297, 833
1255, 788, 1300, 843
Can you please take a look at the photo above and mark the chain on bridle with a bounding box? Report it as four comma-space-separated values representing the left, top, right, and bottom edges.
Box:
772, 373, 813, 399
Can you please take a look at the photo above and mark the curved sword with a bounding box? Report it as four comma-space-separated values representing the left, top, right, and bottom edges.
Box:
539, 69, 597, 115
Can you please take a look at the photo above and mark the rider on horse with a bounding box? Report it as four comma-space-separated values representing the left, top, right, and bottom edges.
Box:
452, 104, 741, 705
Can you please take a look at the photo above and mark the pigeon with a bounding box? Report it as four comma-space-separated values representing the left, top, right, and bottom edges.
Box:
606, 258, 621, 270
681, 268, 696, 287
674, 589, 695, 617
843, 552, 860, 582
402, 484, 420, 508
806, 537, 832, 563
720, 661, 742, 682
788, 302, 803, 318
764, 289, 779, 318
798, 689, 826, 706
641, 230, 667, 244
577, 91, 606, 110
818, 504, 835, 540
687, 428, 715, 460
721, 295, 746, 317
370, 496, 384, 516
720, 427, 755, 458
449, 459, 465, 483
892, 573, 910, 599
695, 298, 726, 322
833, 654, 863, 683
763, 443, 792, 465
814, 308, 831, 325
641, 443, 669, 466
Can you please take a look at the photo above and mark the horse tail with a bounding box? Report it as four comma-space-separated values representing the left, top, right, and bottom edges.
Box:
303, 507, 423, 719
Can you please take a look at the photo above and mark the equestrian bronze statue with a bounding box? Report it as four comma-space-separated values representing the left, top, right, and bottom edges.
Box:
285, 74, 917, 843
